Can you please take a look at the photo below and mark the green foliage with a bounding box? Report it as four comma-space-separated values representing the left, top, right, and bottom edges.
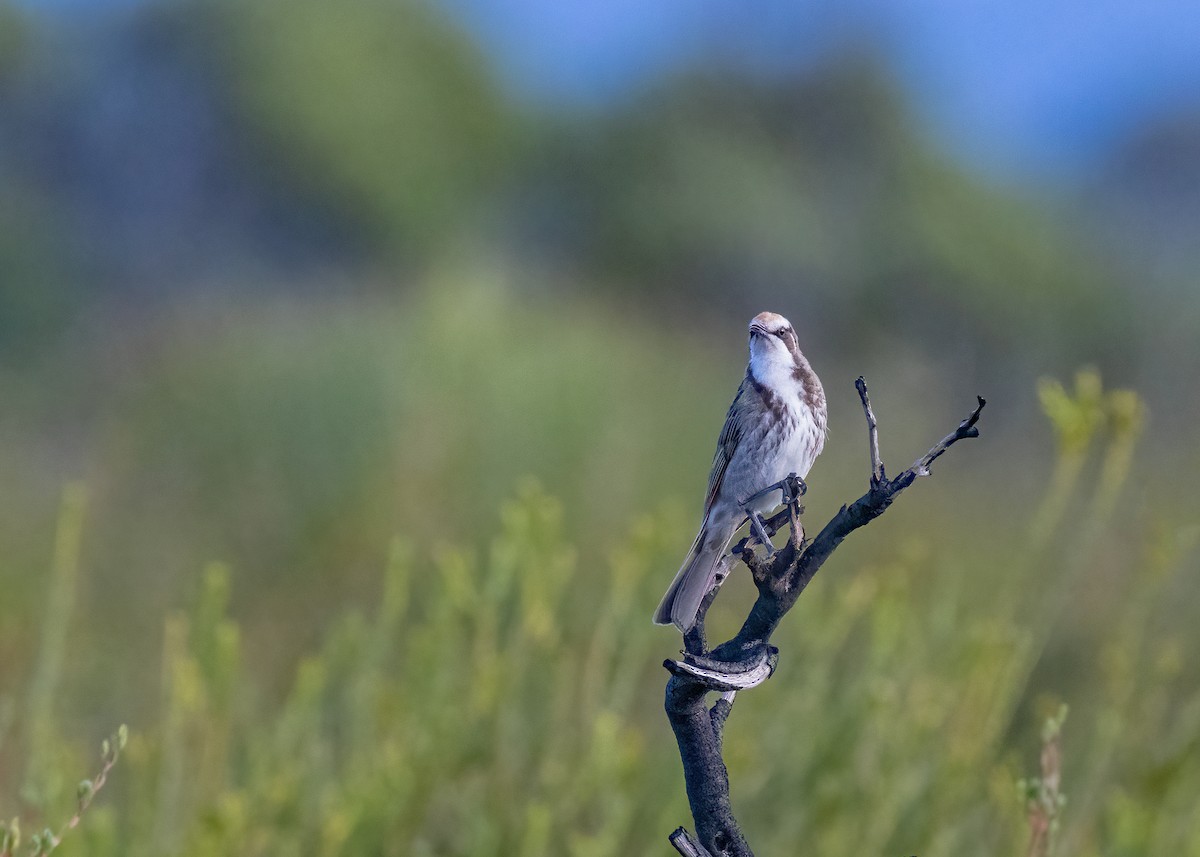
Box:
1018, 705, 1068, 857
28, 282, 734, 680
0, 5, 1193, 849
205, 0, 513, 254
0, 3, 1165, 372
2, 726, 127, 857
1, 366, 1198, 855
536, 60, 1132, 360
0, 2, 28, 85
13, 485, 85, 824
1031, 369, 1148, 548
0, 182, 75, 356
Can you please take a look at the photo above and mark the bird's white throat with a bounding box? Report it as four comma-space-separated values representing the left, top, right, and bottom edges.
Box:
749, 340, 802, 400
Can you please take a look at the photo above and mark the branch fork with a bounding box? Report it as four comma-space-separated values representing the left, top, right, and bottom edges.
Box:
665, 377, 986, 857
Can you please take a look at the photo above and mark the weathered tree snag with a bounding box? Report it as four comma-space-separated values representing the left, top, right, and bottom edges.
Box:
664, 377, 986, 856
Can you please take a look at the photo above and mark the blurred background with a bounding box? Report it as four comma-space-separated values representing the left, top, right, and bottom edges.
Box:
0, 0, 1198, 854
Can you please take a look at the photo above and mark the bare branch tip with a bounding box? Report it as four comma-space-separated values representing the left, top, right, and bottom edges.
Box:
670, 827, 714, 857
855, 376, 873, 409
958, 396, 986, 436
710, 692, 736, 738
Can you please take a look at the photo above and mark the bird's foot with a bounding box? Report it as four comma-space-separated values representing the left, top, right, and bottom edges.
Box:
746, 510, 776, 556
739, 474, 811, 555
781, 472, 808, 504
740, 473, 807, 509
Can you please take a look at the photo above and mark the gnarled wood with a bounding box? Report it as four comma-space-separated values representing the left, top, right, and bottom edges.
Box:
663, 377, 985, 856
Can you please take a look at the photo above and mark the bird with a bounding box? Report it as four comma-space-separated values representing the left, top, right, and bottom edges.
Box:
653, 311, 828, 632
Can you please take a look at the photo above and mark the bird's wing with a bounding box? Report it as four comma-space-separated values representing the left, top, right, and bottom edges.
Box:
703, 376, 751, 516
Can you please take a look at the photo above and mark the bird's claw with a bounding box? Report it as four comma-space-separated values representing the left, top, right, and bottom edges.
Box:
747, 510, 777, 556
781, 473, 807, 504
739, 474, 810, 556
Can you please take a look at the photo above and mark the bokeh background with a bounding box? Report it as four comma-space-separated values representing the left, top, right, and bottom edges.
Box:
1, 0, 1198, 854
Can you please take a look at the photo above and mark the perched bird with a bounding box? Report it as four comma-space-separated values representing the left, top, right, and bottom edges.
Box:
654, 311, 828, 632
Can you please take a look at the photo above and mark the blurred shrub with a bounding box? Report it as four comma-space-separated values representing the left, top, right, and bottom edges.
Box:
2, 373, 1198, 855
0, 0, 515, 292
1, 726, 127, 857
0, 0, 1155, 385
1018, 704, 1069, 857
0, 0, 74, 358
0, 188, 74, 356
203, 0, 514, 256
524, 58, 1134, 366
46, 281, 738, 694
0, 3, 28, 85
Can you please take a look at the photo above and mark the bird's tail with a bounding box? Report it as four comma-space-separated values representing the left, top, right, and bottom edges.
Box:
653, 521, 737, 631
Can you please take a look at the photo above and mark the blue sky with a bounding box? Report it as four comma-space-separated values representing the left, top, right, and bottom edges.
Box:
439, 0, 1200, 179
18, 0, 1200, 180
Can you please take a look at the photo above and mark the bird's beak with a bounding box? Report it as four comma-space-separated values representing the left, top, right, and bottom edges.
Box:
749, 324, 768, 338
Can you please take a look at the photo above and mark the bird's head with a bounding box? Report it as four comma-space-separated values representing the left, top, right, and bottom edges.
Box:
748, 311, 801, 370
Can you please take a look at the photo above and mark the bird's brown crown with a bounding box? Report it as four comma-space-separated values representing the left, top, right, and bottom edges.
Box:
749, 311, 790, 334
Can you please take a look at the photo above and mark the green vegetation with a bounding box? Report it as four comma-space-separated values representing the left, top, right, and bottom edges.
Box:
1019, 705, 1069, 857
203, 0, 514, 255
0, 1, 1196, 852
0, 283, 1196, 855
483, 58, 1139, 371
2, 725, 126, 857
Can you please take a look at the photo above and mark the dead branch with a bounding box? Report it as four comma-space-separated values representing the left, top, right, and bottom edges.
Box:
662, 377, 985, 856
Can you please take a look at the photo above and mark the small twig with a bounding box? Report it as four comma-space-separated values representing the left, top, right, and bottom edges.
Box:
4, 726, 128, 857
855, 376, 884, 486
911, 395, 986, 477
54, 727, 126, 851
709, 692, 736, 748
786, 501, 803, 551
670, 827, 715, 857
705, 686, 734, 729
1022, 706, 1068, 857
